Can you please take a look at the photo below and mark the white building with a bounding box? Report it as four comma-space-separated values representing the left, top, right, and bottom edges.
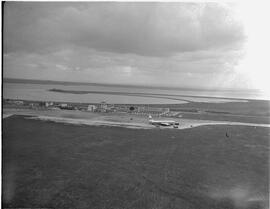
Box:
60, 103, 68, 108
137, 106, 170, 114
100, 101, 107, 109
45, 102, 54, 107
87, 105, 97, 112
14, 100, 24, 105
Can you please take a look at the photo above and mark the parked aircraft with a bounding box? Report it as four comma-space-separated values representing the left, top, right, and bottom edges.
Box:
148, 115, 179, 127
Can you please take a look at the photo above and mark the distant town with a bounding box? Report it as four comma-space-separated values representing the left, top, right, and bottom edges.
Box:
3, 98, 182, 118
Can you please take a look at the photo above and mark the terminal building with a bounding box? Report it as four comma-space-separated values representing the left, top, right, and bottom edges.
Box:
96, 102, 115, 112
137, 106, 170, 115
87, 105, 97, 112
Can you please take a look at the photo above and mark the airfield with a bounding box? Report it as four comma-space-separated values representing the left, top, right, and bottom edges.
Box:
2, 101, 270, 209
3, 108, 270, 130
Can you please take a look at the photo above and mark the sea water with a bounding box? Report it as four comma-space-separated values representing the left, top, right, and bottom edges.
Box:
3, 82, 267, 104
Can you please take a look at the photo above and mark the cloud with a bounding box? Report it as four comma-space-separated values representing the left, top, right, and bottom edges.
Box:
3, 2, 251, 89
3, 46, 245, 89
3, 2, 244, 57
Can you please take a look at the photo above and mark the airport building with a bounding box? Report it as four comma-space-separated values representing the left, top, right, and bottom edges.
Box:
137, 106, 170, 115
87, 105, 97, 112
45, 102, 54, 107
96, 102, 115, 112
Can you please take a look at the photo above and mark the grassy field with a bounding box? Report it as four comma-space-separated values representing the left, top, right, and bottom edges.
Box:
171, 100, 270, 124
180, 112, 270, 124
2, 115, 269, 209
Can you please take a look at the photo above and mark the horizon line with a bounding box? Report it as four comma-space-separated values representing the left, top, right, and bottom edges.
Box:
3, 77, 261, 92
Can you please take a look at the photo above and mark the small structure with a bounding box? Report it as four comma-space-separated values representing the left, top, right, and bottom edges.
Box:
87, 105, 97, 112
100, 101, 107, 110
137, 106, 170, 115
106, 104, 115, 112
14, 100, 24, 105
45, 102, 54, 107
97, 101, 115, 112
29, 103, 39, 108
60, 103, 68, 108
58, 103, 74, 110
115, 105, 129, 113
39, 101, 46, 107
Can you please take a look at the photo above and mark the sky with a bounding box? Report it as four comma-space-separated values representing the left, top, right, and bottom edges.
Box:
3, 2, 270, 92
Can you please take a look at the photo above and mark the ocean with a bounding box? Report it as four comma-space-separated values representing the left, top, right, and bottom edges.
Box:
3, 82, 267, 104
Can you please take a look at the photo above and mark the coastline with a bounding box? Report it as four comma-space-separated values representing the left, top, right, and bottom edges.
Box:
48, 88, 249, 103
6, 81, 269, 105
4, 108, 270, 130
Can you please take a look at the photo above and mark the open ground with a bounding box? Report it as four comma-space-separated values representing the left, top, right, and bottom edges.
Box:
2, 115, 269, 209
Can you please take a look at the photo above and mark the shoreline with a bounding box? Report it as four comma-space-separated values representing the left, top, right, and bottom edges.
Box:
4, 108, 270, 130
48, 88, 249, 103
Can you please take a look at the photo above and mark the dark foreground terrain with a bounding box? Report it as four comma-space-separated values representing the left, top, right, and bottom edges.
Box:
2, 115, 269, 209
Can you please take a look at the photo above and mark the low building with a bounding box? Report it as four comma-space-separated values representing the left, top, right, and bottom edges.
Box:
45, 102, 54, 107
39, 101, 46, 107
58, 103, 75, 110
87, 105, 97, 112
100, 101, 107, 110
106, 104, 115, 112
96, 101, 115, 112
60, 103, 68, 108
137, 106, 170, 114
115, 105, 129, 113
14, 100, 24, 105
29, 103, 39, 108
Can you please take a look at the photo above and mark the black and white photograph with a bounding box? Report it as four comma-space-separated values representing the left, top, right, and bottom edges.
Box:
2, 1, 270, 209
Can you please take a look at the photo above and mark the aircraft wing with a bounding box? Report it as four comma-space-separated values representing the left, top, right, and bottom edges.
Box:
160, 122, 170, 126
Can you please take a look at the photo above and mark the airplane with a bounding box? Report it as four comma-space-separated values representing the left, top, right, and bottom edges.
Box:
148, 115, 179, 127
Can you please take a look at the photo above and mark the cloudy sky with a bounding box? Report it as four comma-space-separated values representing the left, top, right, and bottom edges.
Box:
3, 2, 270, 91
